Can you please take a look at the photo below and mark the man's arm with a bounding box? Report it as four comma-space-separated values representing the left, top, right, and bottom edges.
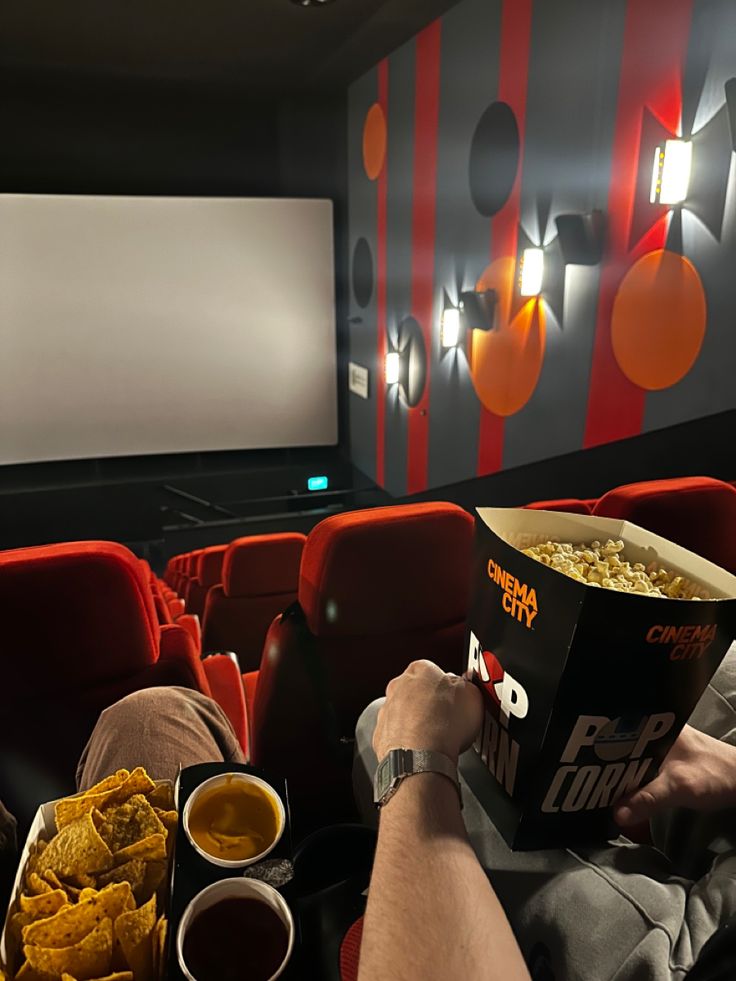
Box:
357, 661, 530, 981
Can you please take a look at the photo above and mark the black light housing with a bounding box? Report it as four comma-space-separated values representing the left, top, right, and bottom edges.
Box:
459, 289, 497, 331
554, 210, 605, 265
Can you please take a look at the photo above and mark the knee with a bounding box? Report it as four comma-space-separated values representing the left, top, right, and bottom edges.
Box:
97, 685, 192, 730
355, 698, 385, 745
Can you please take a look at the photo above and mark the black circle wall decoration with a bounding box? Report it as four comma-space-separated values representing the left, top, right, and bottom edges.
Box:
397, 316, 427, 408
352, 237, 374, 308
469, 101, 520, 217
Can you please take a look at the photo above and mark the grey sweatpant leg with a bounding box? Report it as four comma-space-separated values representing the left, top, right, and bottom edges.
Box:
353, 646, 736, 981
76, 686, 246, 791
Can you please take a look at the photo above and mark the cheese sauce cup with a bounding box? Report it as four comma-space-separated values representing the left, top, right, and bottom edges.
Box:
183, 772, 285, 868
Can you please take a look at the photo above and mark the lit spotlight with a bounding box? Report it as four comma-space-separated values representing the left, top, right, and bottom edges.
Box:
650, 140, 692, 205
519, 248, 544, 297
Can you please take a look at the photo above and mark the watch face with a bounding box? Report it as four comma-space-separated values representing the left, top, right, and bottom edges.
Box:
374, 756, 392, 805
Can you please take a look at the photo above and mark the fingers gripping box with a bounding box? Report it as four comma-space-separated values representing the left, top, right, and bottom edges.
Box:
461, 508, 736, 850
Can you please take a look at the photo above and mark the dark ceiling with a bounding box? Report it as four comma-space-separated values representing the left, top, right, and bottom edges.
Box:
0, 0, 461, 95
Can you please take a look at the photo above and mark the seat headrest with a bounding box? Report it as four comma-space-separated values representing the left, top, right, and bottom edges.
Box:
299, 503, 475, 637
593, 476, 736, 572
222, 534, 306, 598
525, 498, 592, 514
186, 551, 204, 577
197, 546, 228, 588
0, 541, 160, 698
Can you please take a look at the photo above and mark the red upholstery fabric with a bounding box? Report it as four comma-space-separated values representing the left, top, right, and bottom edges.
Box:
202, 588, 296, 672
187, 545, 228, 620
159, 623, 211, 697
249, 503, 474, 822
524, 498, 592, 514
299, 503, 473, 637
176, 613, 202, 654
153, 590, 173, 625
203, 655, 249, 757
243, 670, 258, 722
168, 598, 186, 619
339, 917, 364, 981
200, 535, 305, 670
593, 476, 736, 572
222, 534, 306, 598
186, 551, 204, 577
0, 542, 207, 819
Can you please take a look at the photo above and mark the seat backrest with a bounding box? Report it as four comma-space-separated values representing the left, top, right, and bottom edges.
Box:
524, 498, 592, 514
187, 545, 228, 620
0, 541, 205, 822
201, 534, 305, 670
593, 476, 736, 572
249, 503, 474, 818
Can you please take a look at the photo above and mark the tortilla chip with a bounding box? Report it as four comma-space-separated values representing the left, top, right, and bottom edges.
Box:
113, 835, 166, 866
98, 797, 164, 857
25, 841, 48, 880
66, 873, 97, 891
114, 896, 155, 981
145, 785, 173, 812
26, 873, 53, 897
24, 917, 113, 980
19, 890, 68, 920
62, 975, 133, 981
97, 861, 146, 902
41, 871, 81, 903
54, 773, 130, 831
38, 813, 113, 879
138, 861, 167, 906
14, 963, 50, 981
23, 884, 132, 948
103, 769, 156, 809
152, 915, 167, 980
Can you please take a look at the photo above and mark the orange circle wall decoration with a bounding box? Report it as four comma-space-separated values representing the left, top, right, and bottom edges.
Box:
611, 249, 706, 391
362, 103, 387, 181
468, 256, 546, 417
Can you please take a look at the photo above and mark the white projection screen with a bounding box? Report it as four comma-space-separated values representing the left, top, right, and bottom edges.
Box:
0, 194, 337, 465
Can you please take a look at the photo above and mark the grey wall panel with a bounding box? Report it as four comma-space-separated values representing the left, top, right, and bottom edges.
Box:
383, 40, 416, 497
645, 0, 736, 432
347, 71, 379, 480
503, 0, 626, 471
428, 0, 501, 488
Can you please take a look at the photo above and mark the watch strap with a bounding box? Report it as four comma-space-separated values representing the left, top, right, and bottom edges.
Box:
374, 747, 461, 809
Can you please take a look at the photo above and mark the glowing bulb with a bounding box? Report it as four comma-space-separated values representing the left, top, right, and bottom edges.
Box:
441, 307, 461, 348
519, 248, 544, 297
385, 351, 400, 385
650, 140, 691, 205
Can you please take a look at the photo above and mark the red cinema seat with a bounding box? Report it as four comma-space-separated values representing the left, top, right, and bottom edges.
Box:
187, 545, 227, 620
247, 503, 474, 822
0, 541, 212, 826
524, 498, 592, 514
593, 476, 736, 573
202, 534, 306, 671
168, 597, 186, 619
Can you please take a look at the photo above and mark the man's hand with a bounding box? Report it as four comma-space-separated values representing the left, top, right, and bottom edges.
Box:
373, 660, 483, 765
614, 724, 736, 827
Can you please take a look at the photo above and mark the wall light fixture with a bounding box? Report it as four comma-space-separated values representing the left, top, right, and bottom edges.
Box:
726, 78, 736, 152
440, 307, 462, 348
385, 351, 400, 385
519, 248, 544, 296
650, 140, 692, 205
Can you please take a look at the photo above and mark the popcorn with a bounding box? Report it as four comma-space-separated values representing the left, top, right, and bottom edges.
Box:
521, 539, 709, 599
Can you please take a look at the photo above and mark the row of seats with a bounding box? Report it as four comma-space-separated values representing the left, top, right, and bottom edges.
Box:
159, 475, 736, 827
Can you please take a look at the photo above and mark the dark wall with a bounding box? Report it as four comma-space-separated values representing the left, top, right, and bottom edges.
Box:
0, 70, 282, 196
346, 0, 736, 497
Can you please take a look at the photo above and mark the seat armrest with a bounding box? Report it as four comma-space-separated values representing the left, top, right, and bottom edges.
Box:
202, 654, 249, 759
158, 623, 212, 697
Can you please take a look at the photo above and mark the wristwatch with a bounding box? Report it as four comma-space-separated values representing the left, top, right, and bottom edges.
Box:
373, 748, 462, 809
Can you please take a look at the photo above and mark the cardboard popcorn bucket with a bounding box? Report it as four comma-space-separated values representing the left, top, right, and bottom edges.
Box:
461, 508, 736, 850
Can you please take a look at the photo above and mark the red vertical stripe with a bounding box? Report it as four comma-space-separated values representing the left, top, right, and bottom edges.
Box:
375, 60, 389, 487
407, 21, 441, 494
584, 0, 693, 447
477, 0, 533, 476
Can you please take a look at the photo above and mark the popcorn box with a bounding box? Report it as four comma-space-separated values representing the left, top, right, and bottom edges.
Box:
461, 508, 736, 850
